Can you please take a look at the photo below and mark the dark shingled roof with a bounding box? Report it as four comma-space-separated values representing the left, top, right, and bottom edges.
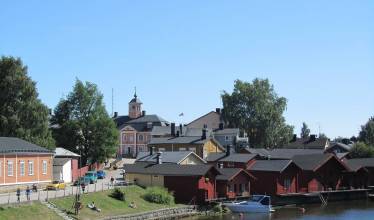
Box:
284, 137, 329, 149
124, 163, 220, 176
53, 158, 71, 166
206, 152, 226, 162
292, 154, 335, 171
136, 151, 205, 164
248, 160, 293, 172
243, 148, 270, 157
213, 128, 239, 135
344, 158, 374, 171
216, 168, 253, 181
218, 153, 258, 163
0, 137, 53, 154
267, 149, 324, 159
127, 115, 168, 124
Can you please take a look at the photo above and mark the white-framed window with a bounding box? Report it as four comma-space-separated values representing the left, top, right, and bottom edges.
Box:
28, 161, 34, 176
20, 160, 25, 176
179, 147, 186, 151
7, 161, 13, 176
138, 134, 143, 141
42, 160, 47, 175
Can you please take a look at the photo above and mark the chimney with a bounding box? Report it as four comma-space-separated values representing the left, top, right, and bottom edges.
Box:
150, 147, 154, 155
216, 108, 221, 114
156, 152, 162, 164
171, 123, 176, 137
201, 129, 207, 140
142, 110, 146, 116
310, 134, 316, 142
226, 145, 231, 156
179, 124, 183, 136
292, 134, 297, 142
176, 131, 180, 137
219, 123, 224, 130
113, 112, 118, 118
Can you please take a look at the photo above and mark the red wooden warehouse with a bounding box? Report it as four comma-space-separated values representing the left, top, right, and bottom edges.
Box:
215, 168, 254, 198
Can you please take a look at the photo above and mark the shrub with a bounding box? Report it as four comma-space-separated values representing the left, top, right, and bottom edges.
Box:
143, 187, 174, 205
110, 188, 125, 201
212, 204, 222, 213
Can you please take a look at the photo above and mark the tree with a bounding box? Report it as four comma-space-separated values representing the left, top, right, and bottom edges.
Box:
51, 79, 118, 165
359, 117, 374, 146
349, 142, 374, 158
319, 133, 328, 139
221, 78, 294, 148
300, 122, 310, 138
0, 56, 54, 148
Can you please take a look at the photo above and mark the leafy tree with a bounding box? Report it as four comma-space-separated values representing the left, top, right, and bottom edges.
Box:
221, 79, 294, 148
0, 56, 54, 148
359, 117, 374, 146
349, 142, 374, 158
51, 79, 118, 165
300, 122, 310, 138
319, 133, 328, 139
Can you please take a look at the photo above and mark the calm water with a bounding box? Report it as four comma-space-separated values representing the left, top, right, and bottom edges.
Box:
184, 200, 374, 220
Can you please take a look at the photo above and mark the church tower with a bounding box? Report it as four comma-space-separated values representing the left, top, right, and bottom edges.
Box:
128, 89, 142, 119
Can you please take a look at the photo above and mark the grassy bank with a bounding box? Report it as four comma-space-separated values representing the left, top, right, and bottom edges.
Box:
51, 185, 181, 220
0, 202, 62, 220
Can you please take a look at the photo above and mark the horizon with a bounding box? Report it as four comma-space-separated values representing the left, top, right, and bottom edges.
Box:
1, 1, 373, 139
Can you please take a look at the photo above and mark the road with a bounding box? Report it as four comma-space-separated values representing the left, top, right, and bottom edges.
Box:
0, 168, 124, 205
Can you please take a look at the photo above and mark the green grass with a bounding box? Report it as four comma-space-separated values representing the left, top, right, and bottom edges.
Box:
51, 185, 181, 220
0, 202, 63, 220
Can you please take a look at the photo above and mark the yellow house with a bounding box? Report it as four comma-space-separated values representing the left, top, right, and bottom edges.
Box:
148, 136, 225, 159
136, 151, 206, 165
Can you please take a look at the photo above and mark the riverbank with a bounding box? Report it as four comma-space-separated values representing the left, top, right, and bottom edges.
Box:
0, 201, 63, 220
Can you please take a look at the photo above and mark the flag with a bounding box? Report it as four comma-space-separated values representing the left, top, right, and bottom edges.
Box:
179, 113, 184, 117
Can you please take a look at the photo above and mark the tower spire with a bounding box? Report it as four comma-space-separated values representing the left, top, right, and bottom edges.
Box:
134, 86, 137, 98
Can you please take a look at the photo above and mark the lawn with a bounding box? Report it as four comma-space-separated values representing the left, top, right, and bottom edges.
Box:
0, 202, 62, 220
51, 185, 181, 220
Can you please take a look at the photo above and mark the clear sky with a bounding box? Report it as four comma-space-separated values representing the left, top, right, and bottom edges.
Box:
1, 1, 373, 139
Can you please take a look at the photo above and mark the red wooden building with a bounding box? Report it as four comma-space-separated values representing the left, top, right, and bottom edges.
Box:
248, 160, 302, 196
292, 154, 349, 192
342, 158, 374, 188
216, 168, 254, 198
206, 151, 258, 169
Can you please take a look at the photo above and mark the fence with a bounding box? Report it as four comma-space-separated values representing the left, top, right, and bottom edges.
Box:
0, 180, 124, 205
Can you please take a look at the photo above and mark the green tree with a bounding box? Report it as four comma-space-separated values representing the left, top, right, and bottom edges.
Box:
0, 56, 54, 148
359, 117, 374, 146
221, 79, 294, 148
319, 133, 328, 139
51, 79, 118, 165
300, 122, 310, 138
349, 142, 374, 158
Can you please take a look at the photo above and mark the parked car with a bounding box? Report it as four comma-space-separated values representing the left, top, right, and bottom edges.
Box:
97, 170, 106, 179
85, 171, 98, 184
73, 176, 90, 186
47, 180, 66, 190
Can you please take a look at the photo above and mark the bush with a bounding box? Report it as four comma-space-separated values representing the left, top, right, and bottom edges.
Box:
110, 188, 125, 201
143, 187, 174, 205
212, 204, 222, 213
350, 142, 374, 158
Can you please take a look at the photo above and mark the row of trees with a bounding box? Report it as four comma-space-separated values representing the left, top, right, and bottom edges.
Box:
0, 56, 118, 165
350, 117, 374, 158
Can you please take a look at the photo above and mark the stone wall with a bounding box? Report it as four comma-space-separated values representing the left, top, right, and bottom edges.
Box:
101, 206, 198, 220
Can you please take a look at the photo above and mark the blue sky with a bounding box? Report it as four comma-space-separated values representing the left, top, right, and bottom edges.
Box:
1, 1, 373, 138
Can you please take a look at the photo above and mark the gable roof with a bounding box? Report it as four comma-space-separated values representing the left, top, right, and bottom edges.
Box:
53, 158, 71, 166
149, 136, 224, 150
135, 151, 205, 164
218, 153, 258, 163
325, 142, 353, 153
266, 148, 324, 159
124, 163, 220, 176
54, 148, 80, 158
344, 158, 374, 171
216, 168, 254, 181
284, 137, 329, 149
115, 114, 169, 131
241, 148, 270, 157
206, 152, 227, 162
291, 153, 347, 171
0, 137, 53, 154
248, 160, 295, 172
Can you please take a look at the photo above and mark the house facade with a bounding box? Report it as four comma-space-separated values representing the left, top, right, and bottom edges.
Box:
216, 168, 253, 199
53, 147, 81, 183
0, 137, 53, 186
114, 93, 168, 157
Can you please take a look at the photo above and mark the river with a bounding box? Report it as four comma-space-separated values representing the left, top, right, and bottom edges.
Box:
183, 200, 374, 220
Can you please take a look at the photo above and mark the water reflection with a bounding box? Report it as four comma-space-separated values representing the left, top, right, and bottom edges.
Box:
185, 200, 374, 220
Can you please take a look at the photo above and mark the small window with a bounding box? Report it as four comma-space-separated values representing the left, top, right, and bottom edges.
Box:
284, 178, 291, 190
138, 134, 143, 141
7, 161, 13, 176
20, 161, 25, 176
42, 160, 47, 175
179, 147, 186, 151
29, 161, 34, 176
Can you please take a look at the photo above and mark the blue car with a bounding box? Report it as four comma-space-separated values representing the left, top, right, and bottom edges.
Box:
97, 170, 106, 179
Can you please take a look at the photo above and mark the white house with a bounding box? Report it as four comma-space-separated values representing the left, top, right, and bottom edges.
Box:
53, 158, 72, 182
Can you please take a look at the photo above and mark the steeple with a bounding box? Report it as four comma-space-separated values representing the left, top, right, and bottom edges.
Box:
129, 87, 142, 118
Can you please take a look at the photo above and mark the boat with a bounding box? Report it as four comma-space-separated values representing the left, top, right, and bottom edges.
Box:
223, 195, 275, 213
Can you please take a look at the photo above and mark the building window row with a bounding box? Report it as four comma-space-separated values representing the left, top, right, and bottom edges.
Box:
0, 160, 47, 177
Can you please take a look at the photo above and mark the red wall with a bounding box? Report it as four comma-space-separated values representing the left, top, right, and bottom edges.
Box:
216, 171, 251, 198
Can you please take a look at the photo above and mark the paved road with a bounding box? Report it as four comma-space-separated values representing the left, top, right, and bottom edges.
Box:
0, 168, 125, 205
